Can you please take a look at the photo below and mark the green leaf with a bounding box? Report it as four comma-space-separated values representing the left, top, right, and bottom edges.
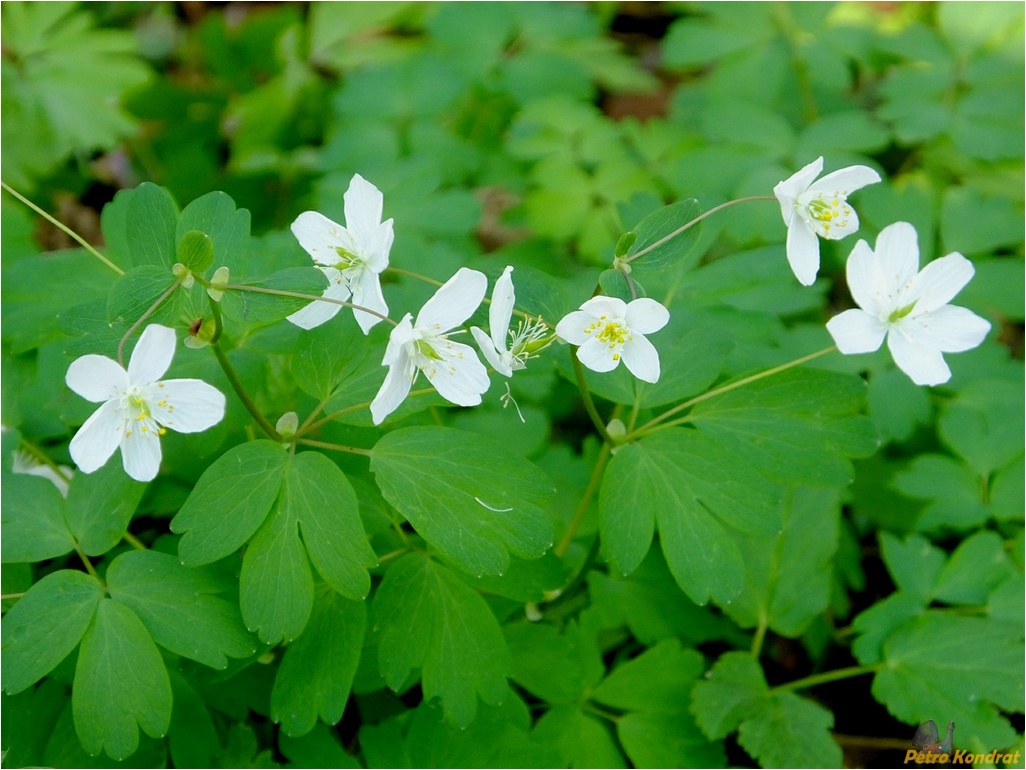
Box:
618, 711, 726, 769
271, 589, 366, 736
532, 703, 627, 768
599, 428, 779, 604
941, 187, 1025, 256
279, 723, 360, 769
64, 460, 146, 556
176, 192, 251, 276
504, 622, 589, 705
938, 381, 1024, 477
290, 312, 366, 400
373, 554, 511, 727
72, 599, 172, 761
851, 591, 926, 665
625, 198, 703, 269
123, 183, 180, 268
737, 691, 842, 769
1, 570, 103, 694
873, 613, 1023, 749
690, 652, 768, 740
614, 231, 636, 258
0, 470, 74, 563
106, 265, 181, 327
171, 440, 288, 565
220, 268, 329, 325
597, 268, 646, 303
593, 639, 705, 714
932, 531, 1016, 606
371, 427, 554, 578
176, 230, 214, 273
284, 452, 377, 600
879, 532, 946, 602
892, 455, 987, 532
167, 669, 221, 769
106, 550, 256, 669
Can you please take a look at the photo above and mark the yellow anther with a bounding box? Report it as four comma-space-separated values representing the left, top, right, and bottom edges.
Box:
159, 428, 167, 436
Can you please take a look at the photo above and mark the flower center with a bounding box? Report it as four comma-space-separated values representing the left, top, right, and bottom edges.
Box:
805, 194, 853, 235
585, 316, 632, 359
334, 246, 364, 269
415, 338, 444, 361
509, 318, 553, 365
888, 300, 917, 323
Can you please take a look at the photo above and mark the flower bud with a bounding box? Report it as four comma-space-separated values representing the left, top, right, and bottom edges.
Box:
207, 266, 230, 302
275, 411, 299, 439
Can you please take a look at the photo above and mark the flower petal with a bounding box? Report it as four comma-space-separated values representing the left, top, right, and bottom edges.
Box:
808, 165, 881, 195
350, 268, 390, 335
286, 268, 350, 330
69, 400, 123, 473
907, 252, 975, 315
887, 329, 951, 386
845, 238, 884, 315
579, 296, 627, 320
774, 157, 823, 220
489, 266, 516, 351
120, 424, 163, 482
291, 211, 354, 267
363, 220, 394, 273
343, 174, 384, 247
624, 298, 669, 334
899, 305, 990, 353
416, 268, 487, 332
151, 379, 226, 433
785, 220, 821, 286
555, 310, 597, 346
424, 341, 490, 407
873, 222, 920, 295
471, 326, 512, 377
826, 309, 888, 354
128, 325, 176, 386
66, 355, 128, 402
370, 354, 414, 425
576, 337, 620, 373
621, 334, 661, 383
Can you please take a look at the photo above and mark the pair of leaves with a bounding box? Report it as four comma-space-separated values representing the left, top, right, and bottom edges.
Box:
171, 442, 376, 644
2, 551, 255, 760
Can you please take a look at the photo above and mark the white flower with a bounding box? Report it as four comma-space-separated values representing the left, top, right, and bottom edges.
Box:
12, 451, 72, 497
826, 222, 991, 386
287, 173, 393, 333
370, 268, 491, 425
470, 266, 551, 377
773, 156, 881, 286
555, 296, 669, 383
66, 325, 226, 482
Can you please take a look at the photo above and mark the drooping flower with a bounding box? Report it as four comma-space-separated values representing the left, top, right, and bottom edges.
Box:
370, 268, 491, 425
826, 222, 991, 386
11, 451, 73, 497
470, 266, 552, 377
66, 325, 226, 482
287, 173, 393, 333
773, 156, 881, 286
555, 296, 669, 383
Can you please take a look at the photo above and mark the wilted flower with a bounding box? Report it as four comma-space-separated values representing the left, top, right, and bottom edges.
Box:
470, 266, 551, 377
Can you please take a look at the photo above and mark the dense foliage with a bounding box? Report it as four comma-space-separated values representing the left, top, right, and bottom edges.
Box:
2, 3, 1023, 768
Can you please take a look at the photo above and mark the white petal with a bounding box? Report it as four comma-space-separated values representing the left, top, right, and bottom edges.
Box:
286, 268, 350, 330
906, 252, 975, 315
898, 305, 990, 353
370, 355, 414, 425
819, 204, 860, 241
381, 314, 415, 365
844, 239, 884, 315
887, 329, 951, 386
291, 211, 354, 267
621, 334, 660, 383
69, 400, 123, 474
555, 310, 597, 346
343, 174, 384, 246
576, 337, 620, 373
624, 298, 669, 334
363, 219, 394, 273
807, 165, 881, 195
423, 341, 490, 407
350, 268, 390, 335
127, 325, 176, 386
489, 266, 516, 351
785, 220, 821, 286
773, 157, 823, 219
151, 379, 226, 433
471, 326, 512, 377
120, 424, 163, 482
579, 296, 627, 320
416, 268, 487, 333
873, 222, 921, 293
66, 355, 128, 402
826, 309, 888, 354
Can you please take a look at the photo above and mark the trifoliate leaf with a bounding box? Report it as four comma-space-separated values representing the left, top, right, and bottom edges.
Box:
64, 460, 145, 556
72, 599, 172, 761
284, 452, 377, 600
171, 440, 288, 565
690, 652, 768, 740
737, 691, 842, 769
176, 192, 251, 277
1, 570, 103, 695
373, 553, 511, 727
371, 427, 554, 578
106, 550, 256, 669
176, 230, 214, 273
0, 470, 73, 563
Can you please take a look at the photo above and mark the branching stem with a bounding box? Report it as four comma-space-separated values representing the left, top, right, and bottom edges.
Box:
296, 438, 373, 456
223, 283, 397, 326
554, 443, 611, 558
770, 663, 883, 694
117, 278, 184, 367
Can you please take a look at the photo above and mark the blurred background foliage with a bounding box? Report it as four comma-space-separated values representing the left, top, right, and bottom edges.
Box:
2, 2, 1023, 768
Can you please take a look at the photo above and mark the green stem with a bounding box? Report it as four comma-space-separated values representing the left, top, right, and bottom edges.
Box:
581, 702, 621, 724
122, 531, 147, 551
295, 388, 435, 437
295, 438, 373, 457
19, 437, 72, 484
1, 180, 125, 275
570, 348, 616, 446
1, 593, 26, 600
631, 346, 836, 438
210, 343, 281, 441
751, 611, 769, 658
76, 548, 101, 582
224, 284, 397, 326
118, 278, 184, 367
625, 195, 776, 264
770, 663, 883, 694
554, 443, 611, 558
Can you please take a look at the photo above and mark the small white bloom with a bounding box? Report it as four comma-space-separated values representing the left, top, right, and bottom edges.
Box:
66, 325, 227, 482
774, 156, 881, 286
370, 268, 491, 425
470, 266, 551, 377
287, 173, 394, 333
826, 222, 991, 386
12, 451, 72, 497
555, 296, 669, 383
